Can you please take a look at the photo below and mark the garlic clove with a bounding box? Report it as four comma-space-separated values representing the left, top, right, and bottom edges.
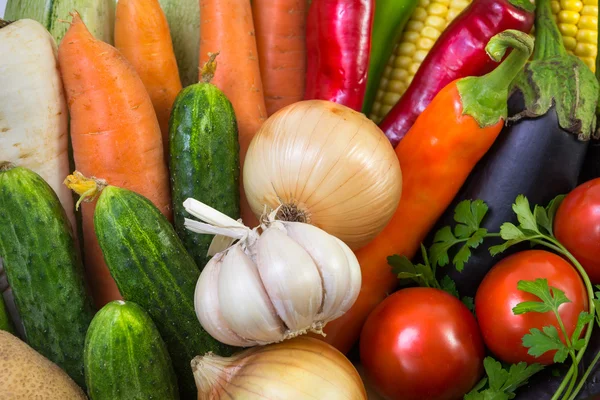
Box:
255, 227, 323, 334
194, 255, 257, 347
218, 244, 286, 344
282, 221, 354, 323
331, 236, 362, 320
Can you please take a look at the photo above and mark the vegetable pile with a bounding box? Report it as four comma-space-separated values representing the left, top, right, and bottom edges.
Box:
1, 0, 600, 399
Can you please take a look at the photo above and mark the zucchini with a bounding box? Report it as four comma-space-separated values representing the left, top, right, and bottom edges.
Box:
5, 0, 115, 44
169, 65, 240, 270
90, 183, 235, 398
84, 300, 179, 400
159, 0, 200, 87
0, 163, 94, 389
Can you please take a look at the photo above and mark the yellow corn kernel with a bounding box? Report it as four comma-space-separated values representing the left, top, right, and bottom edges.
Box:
559, 23, 579, 37
559, 10, 581, 24
551, 0, 597, 72
369, 0, 474, 122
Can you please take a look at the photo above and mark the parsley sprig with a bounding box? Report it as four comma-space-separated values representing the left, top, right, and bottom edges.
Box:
388, 194, 598, 400
465, 357, 544, 400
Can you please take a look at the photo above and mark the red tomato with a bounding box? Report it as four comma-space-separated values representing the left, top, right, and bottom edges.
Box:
359, 287, 484, 400
555, 178, 600, 284
475, 250, 588, 365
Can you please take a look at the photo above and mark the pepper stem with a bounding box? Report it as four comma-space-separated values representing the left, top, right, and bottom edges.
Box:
63, 171, 107, 210
456, 30, 534, 128
200, 52, 219, 84
532, 0, 567, 60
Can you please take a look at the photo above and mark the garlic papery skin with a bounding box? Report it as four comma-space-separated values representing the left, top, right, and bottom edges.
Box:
191, 337, 367, 400
194, 255, 257, 348
218, 245, 286, 345
243, 100, 402, 251
282, 221, 360, 323
185, 197, 362, 348
255, 226, 323, 334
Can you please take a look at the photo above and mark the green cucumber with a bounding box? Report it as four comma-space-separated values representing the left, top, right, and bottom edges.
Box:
0, 294, 15, 334
5, 0, 115, 44
92, 184, 235, 399
0, 163, 94, 389
159, 0, 199, 87
169, 64, 240, 270
84, 300, 179, 400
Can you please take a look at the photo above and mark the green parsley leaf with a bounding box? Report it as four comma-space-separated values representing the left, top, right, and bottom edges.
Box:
544, 195, 565, 235
512, 195, 539, 233
522, 326, 569, 363
571, 311, 593, 349
440, 276, 459, 297
464, 357, 544, 399
489, 223, 529, 256
462, 296, 475, 312
513, 279, 571, 314
388, 249, 436, 289
429, 201, 490, 271
533, 205, 552, 235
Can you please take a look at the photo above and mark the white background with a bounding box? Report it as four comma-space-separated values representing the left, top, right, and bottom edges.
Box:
0, 0, 7, 18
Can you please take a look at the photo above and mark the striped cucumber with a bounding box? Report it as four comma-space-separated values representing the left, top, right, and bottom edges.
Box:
159, 0, 199, 87
84, 301, 179, 400
5, 0, 115, 44
170, 56, 240, 269
65, 174, 236, 399
0, 163, 94, 389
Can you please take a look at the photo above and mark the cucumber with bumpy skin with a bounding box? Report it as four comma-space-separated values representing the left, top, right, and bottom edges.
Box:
84, 300, 179, 400
169, 58, 240, 270
86, 181, 235, 398
0, 163, 94, 389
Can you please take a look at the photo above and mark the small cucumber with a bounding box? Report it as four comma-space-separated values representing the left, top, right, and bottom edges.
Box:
169, 74, 240, 270
0, 163, 94, 389
84, 300, 179, 400
93, 184, 235, 398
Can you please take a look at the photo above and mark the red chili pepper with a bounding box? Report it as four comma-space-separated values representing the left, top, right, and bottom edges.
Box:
379, 0, 535, 147
303, 0, 374, 112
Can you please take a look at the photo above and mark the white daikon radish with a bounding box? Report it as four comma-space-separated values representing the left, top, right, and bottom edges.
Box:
0, 19, 76, 231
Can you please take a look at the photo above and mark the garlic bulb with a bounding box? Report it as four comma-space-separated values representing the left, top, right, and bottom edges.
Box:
184, 197, 361, 347
243, 99, 402, 250
191, 336, 367, 400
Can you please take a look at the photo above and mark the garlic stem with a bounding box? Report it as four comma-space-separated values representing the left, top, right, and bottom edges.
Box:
183, 198, 247, 229
184, 218, 249, 241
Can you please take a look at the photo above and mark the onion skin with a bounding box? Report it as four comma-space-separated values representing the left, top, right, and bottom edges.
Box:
192, 336, 367, 400
243, 99, 402, 250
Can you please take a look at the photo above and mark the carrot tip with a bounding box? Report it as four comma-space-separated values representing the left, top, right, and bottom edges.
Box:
199, 52, 220, 84
64, 171, 107, 210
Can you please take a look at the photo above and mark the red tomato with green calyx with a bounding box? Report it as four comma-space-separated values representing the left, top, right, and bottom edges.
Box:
475, 250, 588, 365
360, 287, 485, 400
555, 177, 600, 284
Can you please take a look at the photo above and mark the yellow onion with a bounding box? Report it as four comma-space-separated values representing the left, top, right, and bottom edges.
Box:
243, 100, 402, 250
191, 336, 367, 400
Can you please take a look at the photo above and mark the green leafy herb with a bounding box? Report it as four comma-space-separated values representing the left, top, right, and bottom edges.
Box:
522, 326, 569, 363
429, 200, 489, 271
464, 357, 544, 400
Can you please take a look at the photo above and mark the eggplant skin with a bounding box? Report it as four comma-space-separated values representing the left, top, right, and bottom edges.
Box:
431, 92, 588, 298
578, 139, 600, 184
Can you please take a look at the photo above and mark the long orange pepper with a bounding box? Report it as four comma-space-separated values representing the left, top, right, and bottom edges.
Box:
318, 30, 535, 354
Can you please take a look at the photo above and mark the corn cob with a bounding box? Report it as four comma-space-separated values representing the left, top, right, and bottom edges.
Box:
369, 0, 472, 123
550, 0, 597, 72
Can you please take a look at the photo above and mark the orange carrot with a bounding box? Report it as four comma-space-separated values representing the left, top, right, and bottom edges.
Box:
58, 12, 172, 309
199, 0, 267, 227
115, 0, 182, 157
252, 0, 307, 116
